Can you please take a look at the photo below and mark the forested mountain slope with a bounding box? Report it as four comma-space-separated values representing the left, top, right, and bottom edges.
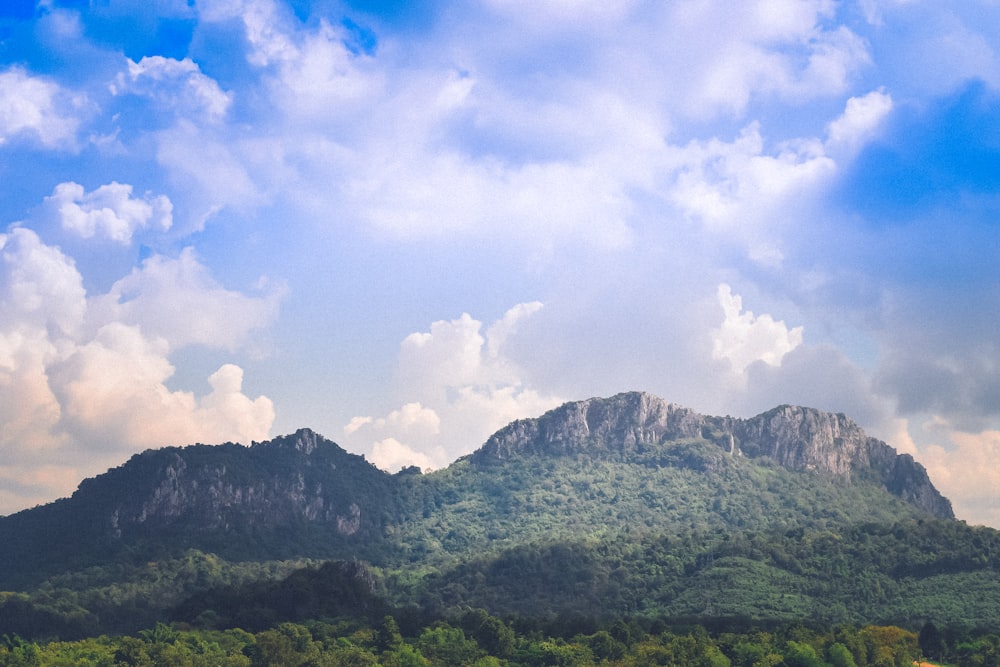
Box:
0, 392, 953, 590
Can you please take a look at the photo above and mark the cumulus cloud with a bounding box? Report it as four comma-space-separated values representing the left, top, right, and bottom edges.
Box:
826, 89, 894, 154
113, 56, 232, 122
0, 227, 86, 337
0, 67, 84, 149
921, 428, 1000, 528
44, 181, 173, 244
0, 225, 277, 515
371, 438, 436, 473
88, 247, 282, 350
665, 123, 834, 265
126, 0, 865, 256
183, 0, 855, 252
655, 1, 869, 118
712, 284, 804, 374
50, 323, 273, 450
345, 304, 563, 471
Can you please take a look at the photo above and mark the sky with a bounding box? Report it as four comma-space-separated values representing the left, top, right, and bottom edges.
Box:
1, 0, 999, 527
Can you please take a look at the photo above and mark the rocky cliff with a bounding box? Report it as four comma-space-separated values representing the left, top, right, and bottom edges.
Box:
473, 392, 954, 519
0, 392, 957, 589
101, 429, 383, 537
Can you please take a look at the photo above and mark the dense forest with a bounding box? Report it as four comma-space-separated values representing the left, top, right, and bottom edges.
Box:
3, 517, 1000, 642
4, 611, 1000, 667
1, 396, 997, 665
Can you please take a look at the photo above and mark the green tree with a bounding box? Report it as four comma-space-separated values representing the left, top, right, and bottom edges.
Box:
586, 630, 626, 661
782, 640, 824, 667
917, 622, 944, 662
381, 643, 428, 667
462, 610, 515, 658
416, 624, 481, 666
828, 642, 857, 667
376, 616, 404, 654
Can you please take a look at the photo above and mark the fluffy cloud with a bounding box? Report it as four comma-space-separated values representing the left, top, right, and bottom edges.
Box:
921, 428, 1000, 528
345, 304, 562, 471
665, 124, 834, 265
0, 67, 84, 149
113, 56, 232, 122
88, 247, 282, 350
44, 181, 173, 244
0, 227, 86, 337
154, 121, 265, 225
371, 438, 436, 473
826, 89, 894, 154
644, 1, 870, 119
177, 0, 865, 252
0, 225, 277, 515
712, 284, 804, 374
50, 324, 273, 450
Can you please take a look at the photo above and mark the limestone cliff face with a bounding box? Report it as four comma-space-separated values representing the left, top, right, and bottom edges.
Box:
102, 428, 389, 542
733, 405, 953, 519
474, 392, 954, 520
475, 392, 706, 460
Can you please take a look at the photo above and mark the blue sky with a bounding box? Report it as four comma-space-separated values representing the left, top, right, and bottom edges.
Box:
2, 0, 1000, 527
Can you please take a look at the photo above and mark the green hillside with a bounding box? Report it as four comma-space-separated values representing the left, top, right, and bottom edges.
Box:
0, 393, 995, 644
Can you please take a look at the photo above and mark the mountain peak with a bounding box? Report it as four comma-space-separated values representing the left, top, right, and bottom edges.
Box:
256, 427, 326, 455
473, 391, 703, 461
0, 393, 956, 590
472, 392, 953, 519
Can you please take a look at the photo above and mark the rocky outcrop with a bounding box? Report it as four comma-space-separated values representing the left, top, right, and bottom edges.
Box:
473, 392, 954, 520
101, 428, 393, 543
733, 404, 954, 518
475, 392, 707, 460
0, 393, 956, 590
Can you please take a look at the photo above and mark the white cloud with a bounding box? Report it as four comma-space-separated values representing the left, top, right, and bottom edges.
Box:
347, 403, 443, 472
664, 1, 869, 117
268, 20, 383, 118
190, 363, 276, 444
135, 0, 866, 256
344, 304, 563, 470
826, 89, 894, 154
50, 323, 273, 450
921, 428, 1000, 528
347, 402, 440, 440
344, 416, 374, 435
857, 0, 909, 26
88, 247, 282, 351
383, 402, 442, 435
204, 0, 379, 118
350, 152, 634, 250
44, 181, 173, 244
0, 66, 83, 149
0, 226, 277, 515
0, 227, 86, 337
114, 56, 232, 122
155, 121, 265, 226
486, 301, 544, 358
712, 284, 804, 374
370, 438, 436, 473
665, 123, 834, 265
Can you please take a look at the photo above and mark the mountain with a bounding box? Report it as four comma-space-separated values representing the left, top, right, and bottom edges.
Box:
0, 392, 952, 592
472, 392, 951, 518
0, 430, 402, 587
4, 392, 1000, 637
